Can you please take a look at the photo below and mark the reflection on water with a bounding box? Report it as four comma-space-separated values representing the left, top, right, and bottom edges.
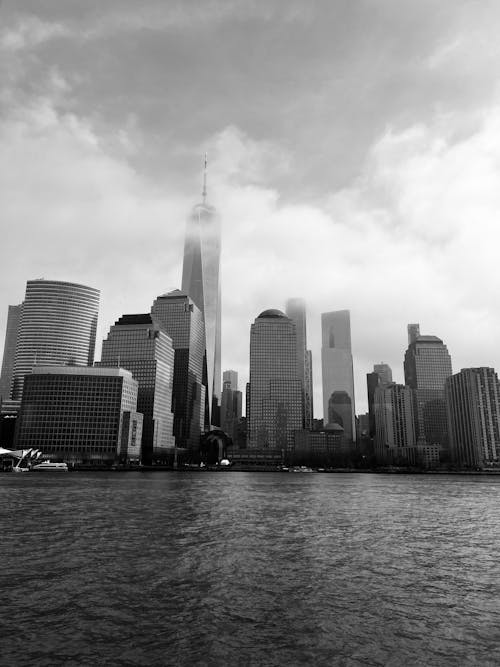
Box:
1, 472, 500, 666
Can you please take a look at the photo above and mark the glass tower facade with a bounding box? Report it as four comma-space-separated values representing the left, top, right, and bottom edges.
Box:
9, 280, 99, 405
151, 291, 206, 451
181, 188, 221, 429
321, 310, 356, 440
285, 298, 313, 429
248, 309, 303, 450
99, 314, 175, 464
404, 332, 453, 451
446, 367, 500, 468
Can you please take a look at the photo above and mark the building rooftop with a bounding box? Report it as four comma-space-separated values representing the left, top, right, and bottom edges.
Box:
257, 309, 288, 319
115, 314, 152, 326
415, 335, 443, 344
32, 366, 134, 379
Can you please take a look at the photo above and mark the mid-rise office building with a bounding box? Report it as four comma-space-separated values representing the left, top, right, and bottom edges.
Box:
8, 280, 99, 407
14, 366, 142, 464
404, 326, 452, 453
0, 304, 21, 402
321, 310, 355, 441
248, 309, 303, 450
446, 367, 500, 468
286, 298, 314, 429
99, 314, 175, 464
151, 291, 206, 450
181, 161, 221, 428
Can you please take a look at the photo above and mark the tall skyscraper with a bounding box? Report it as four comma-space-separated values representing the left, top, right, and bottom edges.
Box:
446, 367, 500, 468
181, 158, 221, 428
99, 314, 175, 464
8, 279, 99, 406
223, 369, 238, 391
404, 327, 452, 452
321, 310, 356, 441
373, 362, 393, 385
248, 309, 303, 450
151, 290, 206, 450
0, 304, 21, 402
221, 370, 242, 443
285, 298, 313, 429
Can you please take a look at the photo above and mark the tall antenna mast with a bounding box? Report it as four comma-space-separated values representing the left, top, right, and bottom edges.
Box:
202, 152, 207, 204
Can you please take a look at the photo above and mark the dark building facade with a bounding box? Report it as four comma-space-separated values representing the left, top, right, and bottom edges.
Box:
14, 366, 142, 464
99, 314, 174, 464
327, 390, 353, 442
151, 291, 206, 451
404, 330, 452, 455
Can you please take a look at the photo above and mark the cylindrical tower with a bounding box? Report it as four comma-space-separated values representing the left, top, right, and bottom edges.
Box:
11, 279, 100, 402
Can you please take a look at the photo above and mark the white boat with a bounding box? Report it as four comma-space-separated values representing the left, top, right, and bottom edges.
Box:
31, 460, 68, 472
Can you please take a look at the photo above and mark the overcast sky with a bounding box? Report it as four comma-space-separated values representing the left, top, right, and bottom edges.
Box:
2, 0, 500, 417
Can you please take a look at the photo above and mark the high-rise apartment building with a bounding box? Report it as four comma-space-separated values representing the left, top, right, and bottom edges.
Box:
446, 367, 500, 468
151, 290, 206, 450
248, 309, 303, 450
286, 298, 313, 429
404, 327, 452, 452
321, 310, 355, 441
181, 161, 221, 428
0, 304, 21, 402
374, 383, 416, 452
8, 280, 99, 406
15, 366, 142, 465
99, 314, 175, 464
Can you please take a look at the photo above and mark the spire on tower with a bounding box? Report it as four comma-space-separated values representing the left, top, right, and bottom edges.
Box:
202, 152, 208, 204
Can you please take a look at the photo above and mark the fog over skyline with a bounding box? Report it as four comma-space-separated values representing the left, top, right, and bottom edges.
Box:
2, 1, 500, 417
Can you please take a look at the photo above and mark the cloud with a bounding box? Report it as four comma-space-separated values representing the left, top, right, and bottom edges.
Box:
0, 97, 189, 359
3, 86, 500, 418
0, 15, 69, 51
206, 107, 500, 415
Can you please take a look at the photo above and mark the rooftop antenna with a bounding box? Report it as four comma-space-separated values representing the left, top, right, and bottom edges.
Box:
202, 152, 207, 204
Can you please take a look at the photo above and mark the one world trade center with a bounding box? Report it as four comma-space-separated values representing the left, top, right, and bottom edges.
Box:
181, 157, 221, 428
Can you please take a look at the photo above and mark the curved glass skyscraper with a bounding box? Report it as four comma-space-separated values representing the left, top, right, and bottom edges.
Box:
10, 279, 99, 402
181, 164, 221, 428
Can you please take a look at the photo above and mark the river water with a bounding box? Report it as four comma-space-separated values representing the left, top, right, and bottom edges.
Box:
1, 472, 499, 666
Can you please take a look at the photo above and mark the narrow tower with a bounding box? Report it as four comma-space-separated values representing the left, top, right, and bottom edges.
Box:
181, 156, 221, 428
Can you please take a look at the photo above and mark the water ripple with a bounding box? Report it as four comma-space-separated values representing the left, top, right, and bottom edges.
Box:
1, 472, 500, 666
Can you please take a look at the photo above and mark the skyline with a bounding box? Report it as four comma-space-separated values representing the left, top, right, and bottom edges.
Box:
2, 1, 500, 417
